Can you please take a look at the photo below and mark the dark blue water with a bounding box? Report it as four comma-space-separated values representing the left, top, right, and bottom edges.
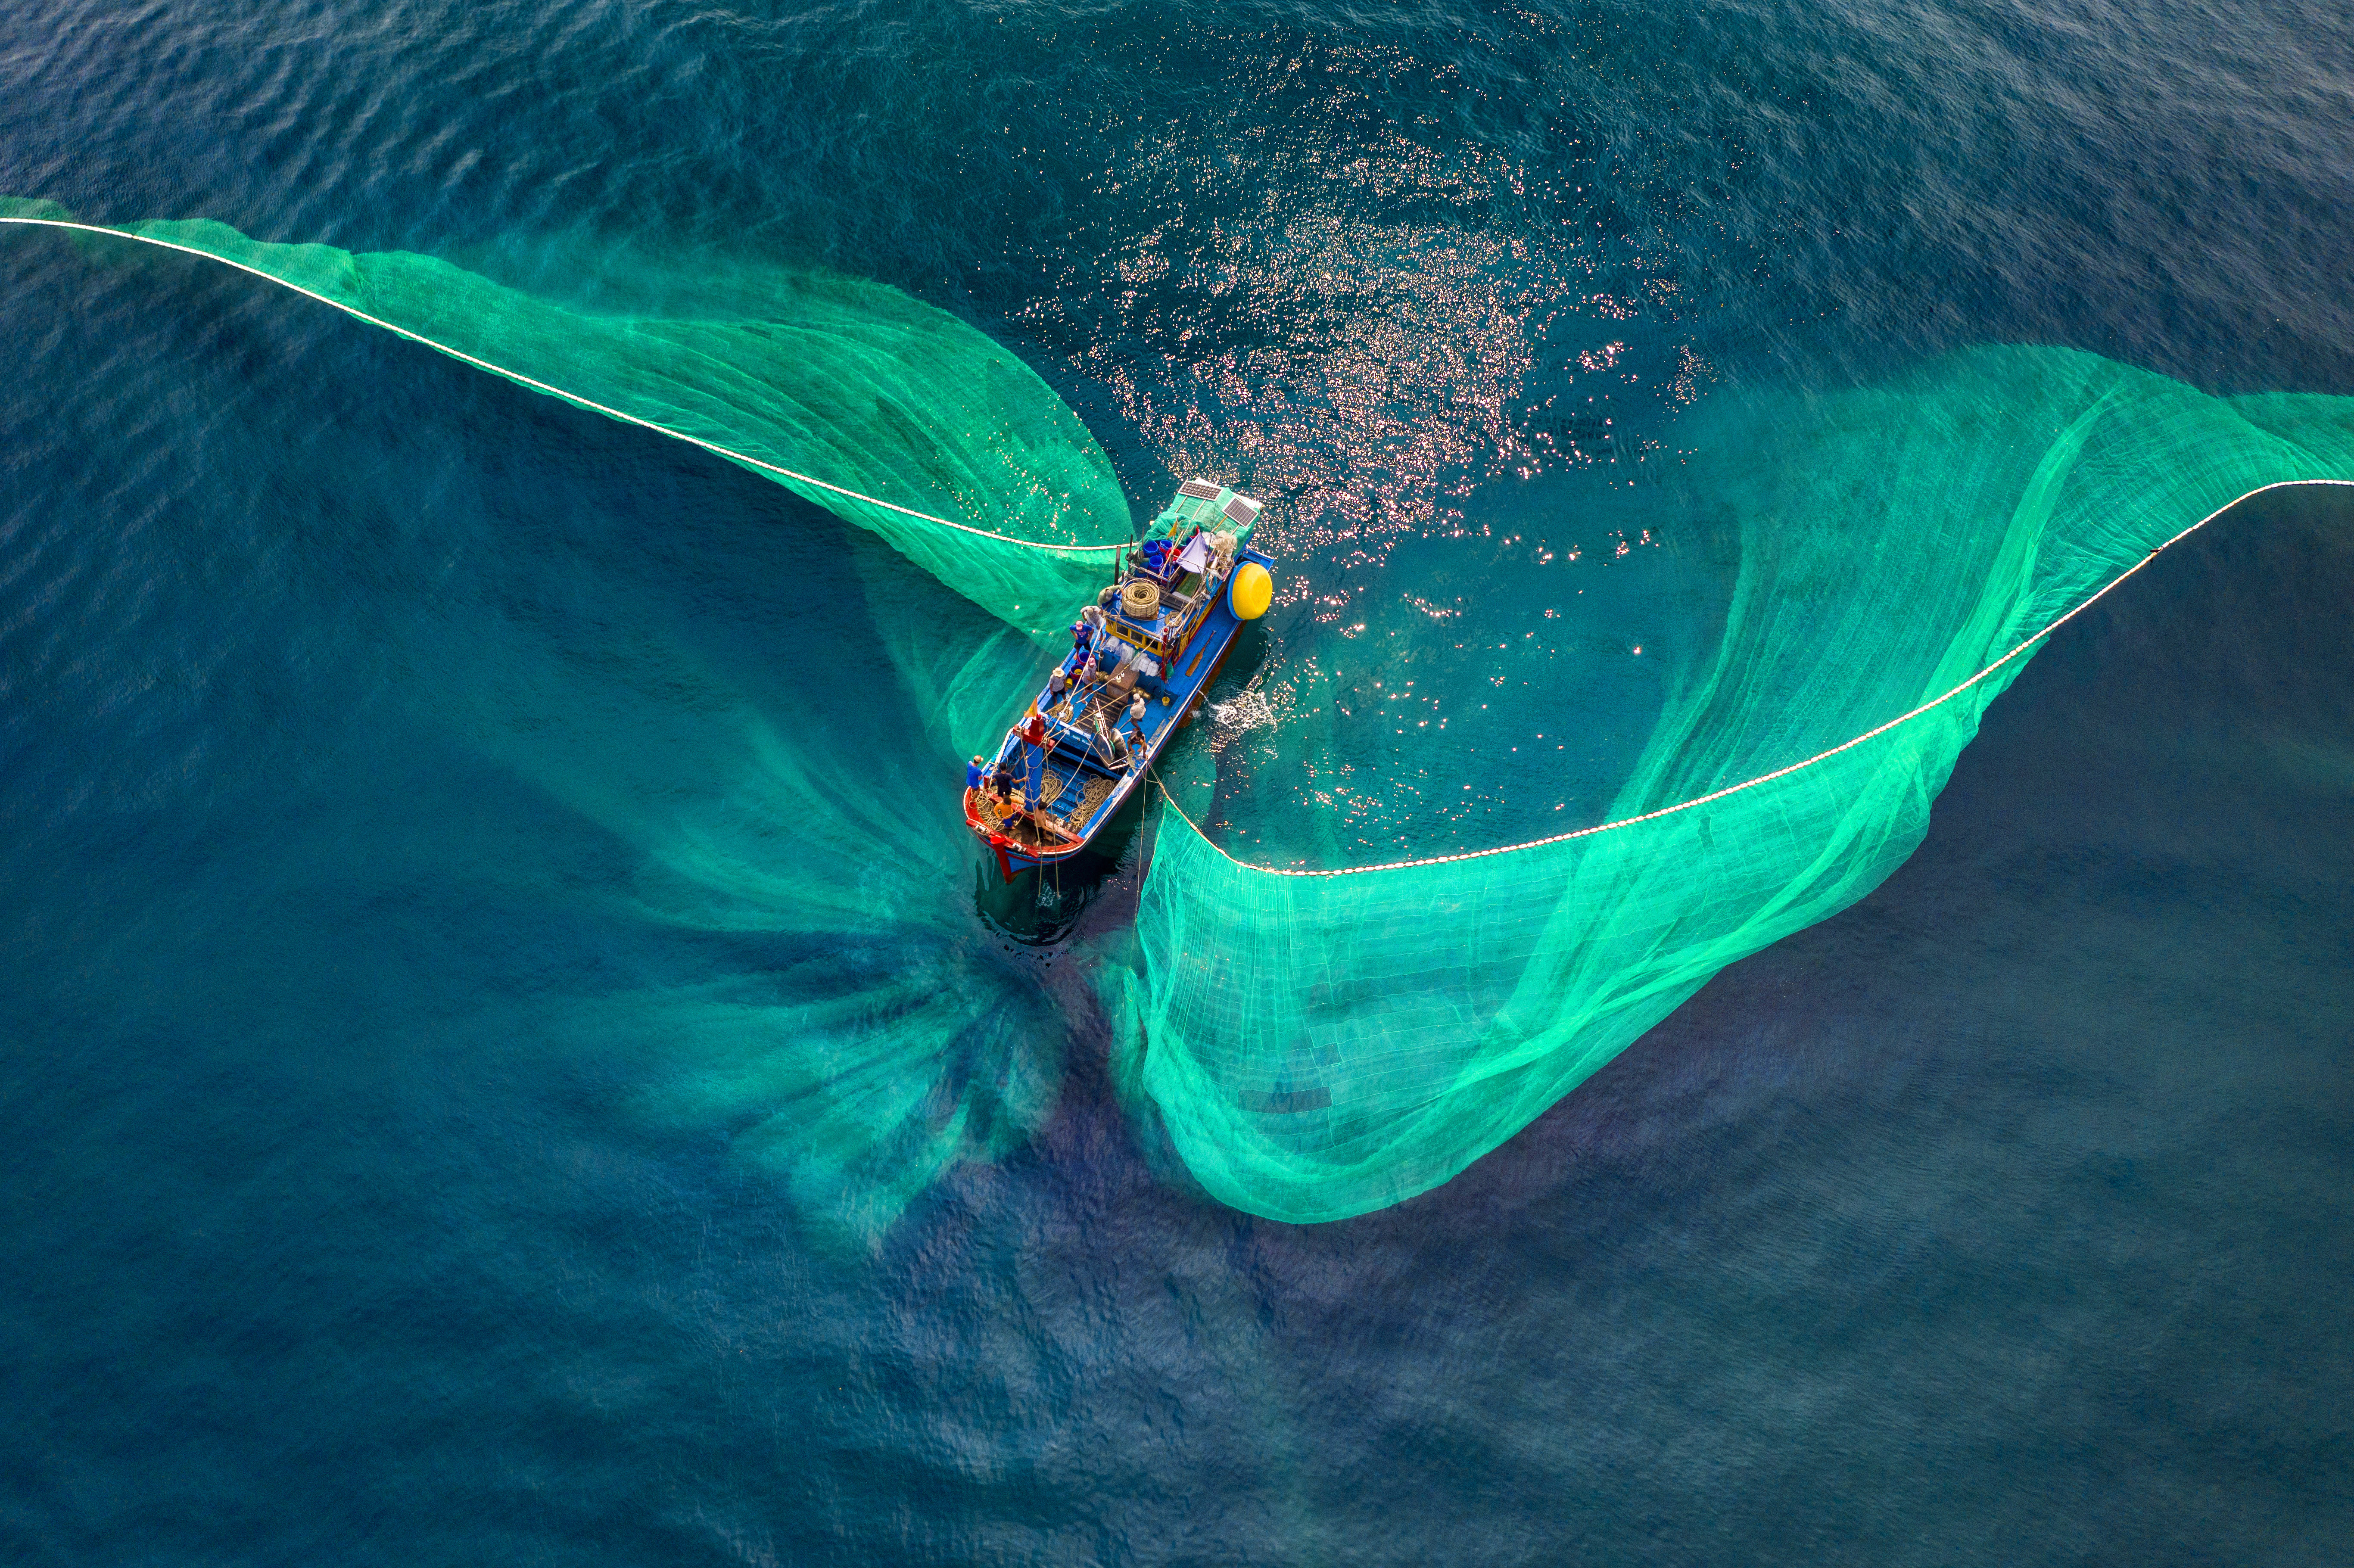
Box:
3, 1, 2351, 1560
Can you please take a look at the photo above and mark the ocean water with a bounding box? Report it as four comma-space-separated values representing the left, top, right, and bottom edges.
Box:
3, 0, 2351, 1562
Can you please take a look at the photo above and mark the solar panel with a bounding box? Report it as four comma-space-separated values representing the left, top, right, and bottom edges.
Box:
1223, 494, 1262, 524
1177, 479, 1223, 501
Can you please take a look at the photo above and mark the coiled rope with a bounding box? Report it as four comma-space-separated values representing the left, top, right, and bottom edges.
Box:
0, 214, 1124, 557
1157, 476, 2354, 877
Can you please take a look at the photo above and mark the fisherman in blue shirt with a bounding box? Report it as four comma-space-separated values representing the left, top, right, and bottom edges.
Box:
965, 754, 987, 793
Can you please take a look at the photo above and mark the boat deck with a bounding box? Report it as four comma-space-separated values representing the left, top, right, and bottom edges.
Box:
968, 763, 1123, 849
963, 480, 1272, 878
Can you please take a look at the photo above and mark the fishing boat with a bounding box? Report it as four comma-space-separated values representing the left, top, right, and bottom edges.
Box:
963, 479, 1276, 881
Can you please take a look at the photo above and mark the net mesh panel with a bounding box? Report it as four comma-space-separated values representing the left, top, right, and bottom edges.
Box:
11, 204, 2354, 1225
0, 200, 1124, 644
0, 199, 1121, 1239
1119, 348, 2354, 1222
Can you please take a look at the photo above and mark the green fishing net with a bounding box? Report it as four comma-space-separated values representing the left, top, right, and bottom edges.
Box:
1123, 350, 2354, 1220
9, 204, 2352, 1225
0, 199, 1124, 642
0, 201, 1112, 1239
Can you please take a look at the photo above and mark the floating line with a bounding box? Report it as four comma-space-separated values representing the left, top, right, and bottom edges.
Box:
1158, 477, 2354, 877
0, 214, 1125, 557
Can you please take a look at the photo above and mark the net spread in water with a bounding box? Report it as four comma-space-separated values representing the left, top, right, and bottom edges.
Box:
9, 202, 2353, 1224
0, 199, 1125, 645
0, 200, 1117, 1237
1119, 352, 2354, 1220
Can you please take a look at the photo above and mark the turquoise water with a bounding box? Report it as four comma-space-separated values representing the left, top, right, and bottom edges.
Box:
3, 0, 2352, 1559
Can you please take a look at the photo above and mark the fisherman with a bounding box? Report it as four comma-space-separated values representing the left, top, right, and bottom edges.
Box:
1046, 664, 1072, 712
1021, 713, 1049, 816
965, 754, 987, 794
1125, 691, 1150, 754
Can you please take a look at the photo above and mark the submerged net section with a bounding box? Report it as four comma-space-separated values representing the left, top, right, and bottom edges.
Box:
0, 199, 1125, 642
468, 557, 1068, 1242
1119, 346, 2354, 1222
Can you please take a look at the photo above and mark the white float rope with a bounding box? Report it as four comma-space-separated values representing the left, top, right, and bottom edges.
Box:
1156, 476, 2354, 878
0, 213, 1125, 557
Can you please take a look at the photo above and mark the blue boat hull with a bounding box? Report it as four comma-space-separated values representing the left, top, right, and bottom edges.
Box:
965, 522, 1272, 883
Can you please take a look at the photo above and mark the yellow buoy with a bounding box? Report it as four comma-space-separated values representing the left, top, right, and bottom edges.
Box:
1228, 560, 1274, 620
